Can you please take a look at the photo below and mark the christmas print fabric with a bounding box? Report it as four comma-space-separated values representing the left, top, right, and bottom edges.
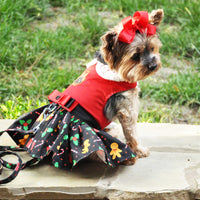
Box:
0, 104, 136, 184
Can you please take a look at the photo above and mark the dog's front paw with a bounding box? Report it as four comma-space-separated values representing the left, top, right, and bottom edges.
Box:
135, 145, 150, 158
127, 141, 150, 158
121, 157, 137, 165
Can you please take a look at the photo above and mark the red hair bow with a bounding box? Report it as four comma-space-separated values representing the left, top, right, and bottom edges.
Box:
118, 11, 156, 43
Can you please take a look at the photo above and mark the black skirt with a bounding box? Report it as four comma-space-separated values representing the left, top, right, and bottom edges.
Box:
0, 103, 136, 184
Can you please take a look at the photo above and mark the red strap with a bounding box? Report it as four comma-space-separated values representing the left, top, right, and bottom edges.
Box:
48, 90, 78, 112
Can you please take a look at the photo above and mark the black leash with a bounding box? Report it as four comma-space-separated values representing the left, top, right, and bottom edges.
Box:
0, 150, 22, 184
0, 133, 39, 184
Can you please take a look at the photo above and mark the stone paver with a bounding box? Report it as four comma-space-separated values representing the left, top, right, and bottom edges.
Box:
0, 120, 200, 200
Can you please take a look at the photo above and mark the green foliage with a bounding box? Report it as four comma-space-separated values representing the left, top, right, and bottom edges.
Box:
0, 66, 79, 103
0, 96, 46, 119
139, 105, 174, 123
49, 0, 66, 7
140, 72, 200, 107
0, 0, 199, 123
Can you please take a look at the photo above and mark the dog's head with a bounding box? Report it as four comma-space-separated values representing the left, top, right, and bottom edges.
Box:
100, 9, 164, 83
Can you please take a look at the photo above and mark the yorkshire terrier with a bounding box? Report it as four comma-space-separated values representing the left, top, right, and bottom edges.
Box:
0, 9, 164, 185
92, 9, 164, 164
47, 9, 164, 166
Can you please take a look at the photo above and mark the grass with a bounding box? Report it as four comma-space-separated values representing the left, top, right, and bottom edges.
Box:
140, 72, 200, 107
0, 0, 199, 124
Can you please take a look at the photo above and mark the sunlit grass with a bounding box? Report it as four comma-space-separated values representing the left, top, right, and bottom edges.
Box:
0, 0, 199, 123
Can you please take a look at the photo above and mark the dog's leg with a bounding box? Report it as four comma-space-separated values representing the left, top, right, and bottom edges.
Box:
117, 90, 149, 160
118, 109, 149, 159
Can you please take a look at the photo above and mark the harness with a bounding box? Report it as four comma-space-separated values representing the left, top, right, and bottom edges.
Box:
0, 61, 137, 184
49, 63, 137, 129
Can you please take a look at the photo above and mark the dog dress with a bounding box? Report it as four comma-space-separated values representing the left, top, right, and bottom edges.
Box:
0, 61, 137, 184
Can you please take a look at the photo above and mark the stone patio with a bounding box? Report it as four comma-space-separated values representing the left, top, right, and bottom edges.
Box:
0, 120, 200, 200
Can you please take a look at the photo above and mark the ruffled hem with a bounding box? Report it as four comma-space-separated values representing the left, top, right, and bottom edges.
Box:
5, 104, 136, 170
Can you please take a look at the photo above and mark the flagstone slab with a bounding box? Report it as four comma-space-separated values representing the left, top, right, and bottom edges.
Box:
0, 120, 200, 200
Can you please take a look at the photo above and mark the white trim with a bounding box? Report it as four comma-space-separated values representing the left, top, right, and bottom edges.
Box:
87, 59, 123, 82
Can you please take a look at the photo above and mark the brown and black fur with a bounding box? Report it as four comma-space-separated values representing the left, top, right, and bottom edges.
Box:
98, 9, 164, 164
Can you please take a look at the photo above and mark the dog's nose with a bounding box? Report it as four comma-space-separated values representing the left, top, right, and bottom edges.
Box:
148, 63, 157, 71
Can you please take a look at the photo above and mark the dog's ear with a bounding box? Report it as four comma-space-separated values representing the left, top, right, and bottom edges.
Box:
100, 31, 118, 68
149, 9, 164, 26
101, 31, 117, 52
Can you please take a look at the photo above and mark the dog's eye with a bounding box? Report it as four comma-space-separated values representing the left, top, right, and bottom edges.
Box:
151, 47, 154, 52
131, 53, 140, 61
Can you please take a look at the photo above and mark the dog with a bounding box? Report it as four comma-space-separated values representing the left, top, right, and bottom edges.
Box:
0, 9, 164, 185
89, 9, 164, 164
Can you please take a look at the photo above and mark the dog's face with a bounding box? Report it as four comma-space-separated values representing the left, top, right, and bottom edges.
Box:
101, 9, 164, 83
